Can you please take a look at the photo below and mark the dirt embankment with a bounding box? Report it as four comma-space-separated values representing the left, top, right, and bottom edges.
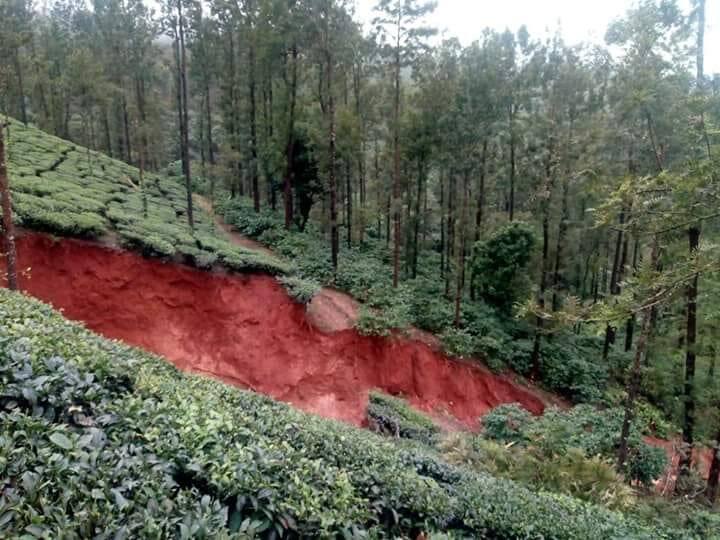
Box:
3, 232, 545, 427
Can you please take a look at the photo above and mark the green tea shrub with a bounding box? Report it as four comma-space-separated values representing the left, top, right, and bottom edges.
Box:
481, 403, 533, 444
367, 391, 440, 445
277, 276, 320, 304
0, 290, 688, 539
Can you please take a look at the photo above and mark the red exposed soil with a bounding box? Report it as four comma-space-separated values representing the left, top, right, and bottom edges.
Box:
2, 232, 546, 427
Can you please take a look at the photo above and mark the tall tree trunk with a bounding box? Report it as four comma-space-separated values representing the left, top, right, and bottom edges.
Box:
618, 238, 660, 471
122, 95, 132, 164
284, 45, 298, 229
323, 14, 338, 273
0, 125, 18, 290
346, 158, 352, 248
13, 47, 28, 126
248, 15, 260, 213
391, 28, 402, 288
412, 157, 424, 279
530, 201, 550, 380
508, 105, 516, 221
475, 138, 488, 242
135, 77, 149, 218
707, 427, 720, 504
624, 238, 640, 351
440, 171, 445, 280
177, 1, 194, 231
445, 172, 455, 298
603, 209, 627, 359
102, 106, 113, 158
551, 176, 570, 311
454, 170, 469, 327
679, 226, 701, 478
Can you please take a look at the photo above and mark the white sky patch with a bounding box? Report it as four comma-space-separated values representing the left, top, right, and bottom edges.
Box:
354, 0, 720, 75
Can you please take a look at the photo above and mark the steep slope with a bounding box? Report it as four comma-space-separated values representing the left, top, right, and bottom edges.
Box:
0, 289, 682, 538
7, 232, 544, 426
2, 119, 550, 427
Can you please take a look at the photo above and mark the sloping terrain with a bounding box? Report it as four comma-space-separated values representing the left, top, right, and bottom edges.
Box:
6, 232, 544, 426
0, 289, 686, 538
2, 118, 549, 427
4, 118, 286, 275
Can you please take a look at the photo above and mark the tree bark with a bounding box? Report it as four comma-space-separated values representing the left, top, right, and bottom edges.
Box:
248, 10, 260, 213
475, 138, 488, 242
0, 125, 18, 290
391, 19, 402, 288
707, 427, 720, 504
678, 225, 701, 479
454, 170, 469, 327
508, 104, 516, 221
284, 45, 298, 229
411, 157, 424, 279
13, 47, 28, 126
603, 209, 626, 359
618, 238, 660, 471
177, 0, 194, 231
551, 176, 569, 311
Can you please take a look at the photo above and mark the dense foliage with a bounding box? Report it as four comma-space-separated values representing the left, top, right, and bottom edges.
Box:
2, 119, 288, 276
1, 289, 704, 539
367, 391, 440, 445
481, 404, 668, 486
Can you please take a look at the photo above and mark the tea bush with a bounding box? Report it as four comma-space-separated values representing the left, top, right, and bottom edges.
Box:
0, 290, 688, 539
367, 391, 440, 445
3, 118, 288, 277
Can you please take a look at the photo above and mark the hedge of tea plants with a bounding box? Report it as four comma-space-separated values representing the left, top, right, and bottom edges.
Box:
0, 289, 699, 539
3, 118, 288, 277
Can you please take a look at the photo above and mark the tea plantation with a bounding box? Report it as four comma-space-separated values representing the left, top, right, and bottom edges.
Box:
0, 288, 702, 539
3, 118, 288, 276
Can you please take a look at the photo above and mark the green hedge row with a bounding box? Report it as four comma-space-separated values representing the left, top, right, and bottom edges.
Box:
0, 290, 698, 539
3, 118, 290, 277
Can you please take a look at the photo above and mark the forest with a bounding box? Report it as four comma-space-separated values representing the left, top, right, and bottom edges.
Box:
1, 0, 720, 537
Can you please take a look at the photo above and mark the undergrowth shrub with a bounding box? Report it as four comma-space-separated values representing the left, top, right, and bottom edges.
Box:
367, 391, 440, 445
277, 276, 320, 304
480, 404, 668, 487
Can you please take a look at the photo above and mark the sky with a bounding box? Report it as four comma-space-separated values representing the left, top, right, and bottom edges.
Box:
354, 0, 720, 74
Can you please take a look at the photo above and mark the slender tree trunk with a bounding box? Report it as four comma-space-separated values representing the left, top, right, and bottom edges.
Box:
445, 172, 455, 298
284, 45, 298, 229
122, 96, 132, 164
412, 157, 424, 278
678, 226, 701, 479
624, 238, 640, 351
440, 171, 445, 280
603, 209, 627, 358
135, 77, 149, 218
391, 28, 402, 288
13, 48, 28, 126
327, 51, 338, 272
618, 238, 660, 471
475, 138, 488, 242
551, 177, 570, 311
454, 170, 469, 327
177, 1, 194, 231
530, 203, 550, 380
248, 14, 260, 213
0, 126, 18, 290
346, 158, 352, 247
707, 427, 720, 504
102, 107, 113, 158
508, 105, 516, 221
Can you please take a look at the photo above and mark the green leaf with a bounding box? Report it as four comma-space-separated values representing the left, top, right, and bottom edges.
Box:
49, 432, 73, 450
